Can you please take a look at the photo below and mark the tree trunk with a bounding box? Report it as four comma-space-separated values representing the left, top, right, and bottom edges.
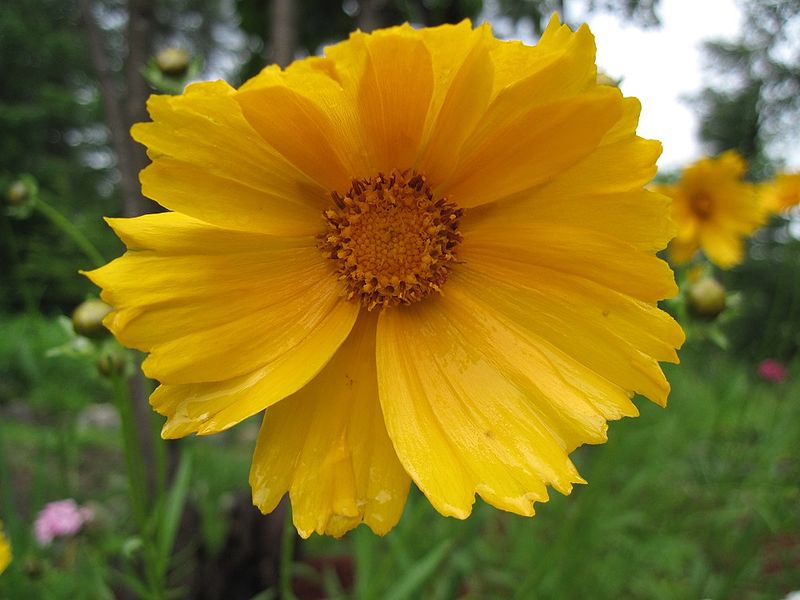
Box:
123, 0, 156, 218
270, 0, 297, 68
80, 0, 159, 499
358, 0, 392, 32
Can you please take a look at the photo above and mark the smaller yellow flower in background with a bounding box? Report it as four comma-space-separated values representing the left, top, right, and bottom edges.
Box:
760, 172, 800, 213
0, 520, 11, 575
655, 151, 764, 269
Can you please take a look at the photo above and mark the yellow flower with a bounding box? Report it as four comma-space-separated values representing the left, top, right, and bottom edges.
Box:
85, 16, 684, 538
760, 172, 800, 213
656, 151, 764, 268
0, 521, 11, 574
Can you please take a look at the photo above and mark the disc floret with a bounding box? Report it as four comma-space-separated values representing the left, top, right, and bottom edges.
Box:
320, 169, 463, 309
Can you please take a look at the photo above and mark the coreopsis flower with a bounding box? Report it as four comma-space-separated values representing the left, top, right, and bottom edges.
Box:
760, 172, 800, 213
655, 151, 764, 269
85, 17, 684, 537
0, 521, 10, 574
33, 500, 93, 546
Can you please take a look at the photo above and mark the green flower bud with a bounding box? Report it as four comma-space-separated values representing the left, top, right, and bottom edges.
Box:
687, 276, 726, 318
96, 349, 126, 377
7, 180, 28, 205
72, 299, 112, 339
155, 47, 190, 76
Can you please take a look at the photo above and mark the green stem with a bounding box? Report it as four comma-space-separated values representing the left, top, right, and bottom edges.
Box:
110, 371, 166, 598
280, 503, 297, 600
110, 371, 148, 528
34, 198, 105, 268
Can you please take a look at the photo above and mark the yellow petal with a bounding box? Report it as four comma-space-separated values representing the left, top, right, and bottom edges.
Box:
444, 278, 645, 431
83, 213, 361, 436
450, 266, 682, 406
440, 87, 624, 208
149, 295, 356, 437
461, 220, 678, 303
700, 225, 743, 268
132, 81, 324, 235
236, 62, 367, 192
426, 20, 608, 207
470, 188, 673, 254
536, 134, 662, 197
88, 223, 354, 384
488, 16, 596, 101
251, 313, 410, 538
668, 236, 699, 265
377, 297, 587, 519
417, 25, 494, 184
351, 28, 434, 174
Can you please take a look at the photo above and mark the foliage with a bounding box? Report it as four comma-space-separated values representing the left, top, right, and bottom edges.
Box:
725, 218, 800, 362
694, 0, 800, 172
496, 0, 660, 34
0, 0, 117, 313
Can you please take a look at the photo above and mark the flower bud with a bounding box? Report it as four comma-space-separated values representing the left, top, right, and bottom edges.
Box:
6, 180, 28, 205
96, 349, 125, 377
686, 276, 726, 317
155, 47, 190, 76
72, 299, 112, 339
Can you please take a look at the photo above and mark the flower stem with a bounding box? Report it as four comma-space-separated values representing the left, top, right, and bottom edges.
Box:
280, 502, 297, 600
109, 370, 170, 597
34, 198, 105, 268
110, 371, 149, 529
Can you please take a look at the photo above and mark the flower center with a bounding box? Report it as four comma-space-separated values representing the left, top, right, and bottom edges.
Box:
690, 192, 713, 220
319, 169, 463, 310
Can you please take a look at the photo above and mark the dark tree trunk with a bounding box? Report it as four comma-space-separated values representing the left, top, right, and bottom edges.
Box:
358, 0, 392, 32
271, 0, 298, 68
79, 0, 159, 499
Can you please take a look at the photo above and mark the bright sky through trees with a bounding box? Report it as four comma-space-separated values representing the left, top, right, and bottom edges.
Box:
575, 0, 749, 170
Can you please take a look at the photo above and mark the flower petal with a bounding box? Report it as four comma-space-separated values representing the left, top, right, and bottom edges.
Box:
417, 24, 494, 185
461, 220, 678, 303
149, 297, 356, 437
440, 87, 623, 208
700, 224, 744, 268
84, 213, 360, 436
377, 296, 588, 519
449, 266, 682, 406
235, 59, 368, 192
322, 25, 435, 176
132, 81, 324, 235
427, 17, 616, 206
250, 313, 410, 538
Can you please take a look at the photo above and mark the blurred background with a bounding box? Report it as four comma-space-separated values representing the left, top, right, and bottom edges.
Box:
1, 0, 799, 598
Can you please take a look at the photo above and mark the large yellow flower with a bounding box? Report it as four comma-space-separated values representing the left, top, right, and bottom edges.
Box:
760, 171, 800, 213
86, 17, 684, 538
0, 521, 11, 574
656, 151, 763, 268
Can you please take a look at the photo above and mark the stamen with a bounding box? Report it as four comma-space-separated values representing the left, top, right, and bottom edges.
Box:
318, 169, 463, 310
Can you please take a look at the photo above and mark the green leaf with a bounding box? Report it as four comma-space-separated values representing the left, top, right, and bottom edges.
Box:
382, 539, 453, 600
155, 448, 193, 579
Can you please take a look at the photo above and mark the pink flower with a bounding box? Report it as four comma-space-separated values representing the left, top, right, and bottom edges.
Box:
757, 359, 788, 383
33, 500, 93, 546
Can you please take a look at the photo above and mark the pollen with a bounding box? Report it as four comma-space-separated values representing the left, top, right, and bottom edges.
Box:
319, 169, 463, 310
